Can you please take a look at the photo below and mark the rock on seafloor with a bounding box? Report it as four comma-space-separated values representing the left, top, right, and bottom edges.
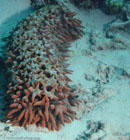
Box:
30, 0, 58, 8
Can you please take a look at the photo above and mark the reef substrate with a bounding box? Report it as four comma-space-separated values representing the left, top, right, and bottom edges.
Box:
5, 6, 85, 131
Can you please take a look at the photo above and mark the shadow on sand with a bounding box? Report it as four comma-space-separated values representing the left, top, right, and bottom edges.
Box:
0, 7, 34, 120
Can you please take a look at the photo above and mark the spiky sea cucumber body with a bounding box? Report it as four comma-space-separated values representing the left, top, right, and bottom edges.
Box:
6, 6, 84, 131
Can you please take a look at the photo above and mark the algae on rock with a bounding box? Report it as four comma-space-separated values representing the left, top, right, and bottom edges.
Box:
102, 0, 123, 15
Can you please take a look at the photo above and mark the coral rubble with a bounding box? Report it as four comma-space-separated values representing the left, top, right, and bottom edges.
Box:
76, 121, 105, 140
5, 6, 84, 131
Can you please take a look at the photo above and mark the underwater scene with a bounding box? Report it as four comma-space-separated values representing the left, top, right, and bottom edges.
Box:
0, 0, 130, 140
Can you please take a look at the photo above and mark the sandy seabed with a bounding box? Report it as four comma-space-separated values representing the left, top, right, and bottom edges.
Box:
0, 0, 130, 140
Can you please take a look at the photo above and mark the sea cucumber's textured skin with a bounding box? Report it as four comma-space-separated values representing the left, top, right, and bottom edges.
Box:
6, 6, 84, 131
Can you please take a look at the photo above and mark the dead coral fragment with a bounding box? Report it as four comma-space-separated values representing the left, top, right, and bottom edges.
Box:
6, 6, 84, 131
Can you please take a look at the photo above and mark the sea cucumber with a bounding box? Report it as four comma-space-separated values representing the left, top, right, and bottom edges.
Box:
6, 6, 85, 131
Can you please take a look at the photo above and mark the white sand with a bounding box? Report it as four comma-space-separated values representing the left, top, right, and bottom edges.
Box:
0, 1, 130, 140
